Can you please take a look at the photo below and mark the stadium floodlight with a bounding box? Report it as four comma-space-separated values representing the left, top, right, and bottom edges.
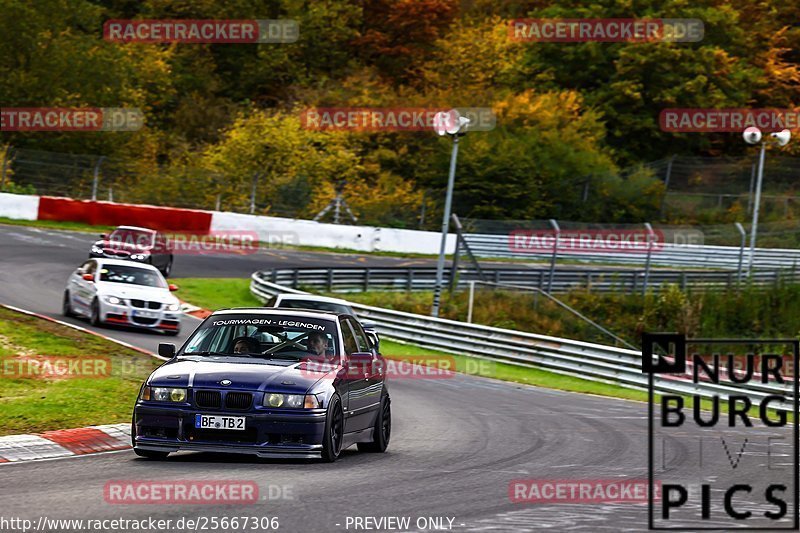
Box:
431, 109, 470, 317
744, 127, 792, 275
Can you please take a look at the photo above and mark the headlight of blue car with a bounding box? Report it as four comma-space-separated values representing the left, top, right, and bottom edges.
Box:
140, 386, 187, 402
263, 393, 320, 409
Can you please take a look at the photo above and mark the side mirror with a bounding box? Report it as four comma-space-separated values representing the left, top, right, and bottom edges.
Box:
168, 284, 179, 291
82, 273, 95, 282
367, 332, 380, 353
361, 320, 376, 330
158, 343, 176, 358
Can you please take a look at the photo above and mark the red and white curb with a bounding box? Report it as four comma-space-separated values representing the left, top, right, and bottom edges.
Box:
0, 423, 130, 463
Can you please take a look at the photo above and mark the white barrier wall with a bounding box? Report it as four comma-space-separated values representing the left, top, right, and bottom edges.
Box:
0, 192, 39, 220
210, 211, 456, 254
0, 192, 456, 255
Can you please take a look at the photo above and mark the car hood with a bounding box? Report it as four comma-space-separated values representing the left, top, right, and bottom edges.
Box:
96, 283, 176, 303
148, 359, 338, 393
94, 239, 152, 252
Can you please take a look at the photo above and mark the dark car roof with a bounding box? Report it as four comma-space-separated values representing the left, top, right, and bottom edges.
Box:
212, 307, 353, 320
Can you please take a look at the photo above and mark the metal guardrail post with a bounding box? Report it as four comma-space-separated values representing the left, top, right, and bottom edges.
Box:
642, 222, 655, 294
0, 145, 12, 191
449, 228, 461, 292
91, 156, 106, 201
659, 155, 675, 218
547, 219, 560, 293
467, 281, 475, 323
249, 172, 260, 215
364, 268, 371, 292
326, 269, 333, 292
734, 222, 746, 286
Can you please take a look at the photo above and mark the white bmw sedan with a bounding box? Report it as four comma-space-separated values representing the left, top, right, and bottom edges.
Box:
63, 258, 182, 335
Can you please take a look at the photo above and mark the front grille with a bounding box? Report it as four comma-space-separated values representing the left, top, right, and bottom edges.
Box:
131, 300, 161, 309
225, 392, 253, 410
195, 390, 221, 408
131, 317, 157, 325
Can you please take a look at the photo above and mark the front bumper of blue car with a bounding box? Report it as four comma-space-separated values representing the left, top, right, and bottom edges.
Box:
133, 404, 327, 459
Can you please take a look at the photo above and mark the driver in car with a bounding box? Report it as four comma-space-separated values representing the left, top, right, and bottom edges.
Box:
306, 331, 328, 357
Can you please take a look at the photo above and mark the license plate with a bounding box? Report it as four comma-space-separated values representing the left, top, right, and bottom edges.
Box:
195, 414, 246, 430
133, 310, 157, 318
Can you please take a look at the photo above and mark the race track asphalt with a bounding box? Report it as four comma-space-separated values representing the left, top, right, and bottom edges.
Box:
0, 225, 792, 532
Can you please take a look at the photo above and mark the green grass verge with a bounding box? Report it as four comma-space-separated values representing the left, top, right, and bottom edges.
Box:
174, 278, 263, 311
0, 306, 161, 435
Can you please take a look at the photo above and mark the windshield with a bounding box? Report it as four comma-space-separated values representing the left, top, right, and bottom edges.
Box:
277, 299, 352, 314
98, 264, 166, 288
108, 228, 154, 248
181, 314, 340, 362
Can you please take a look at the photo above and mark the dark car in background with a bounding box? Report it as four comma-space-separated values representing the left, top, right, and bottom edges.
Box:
132, 308, 391, 462
266, 293, 381, 352
90, 225, 174, 277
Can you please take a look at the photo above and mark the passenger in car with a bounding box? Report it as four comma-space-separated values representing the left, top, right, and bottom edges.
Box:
232, 336, 260, 354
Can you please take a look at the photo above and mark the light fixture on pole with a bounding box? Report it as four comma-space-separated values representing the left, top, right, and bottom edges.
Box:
431, 109, 470, 317
743, 126, 791, 275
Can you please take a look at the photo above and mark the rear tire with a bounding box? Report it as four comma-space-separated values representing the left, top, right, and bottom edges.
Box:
89, 299, 101, 327
62, 291, 74, 317
357, 394, 391, 453
321, 395, 344, 462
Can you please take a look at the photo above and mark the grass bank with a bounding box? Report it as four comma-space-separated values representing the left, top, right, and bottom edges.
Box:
0, 306, 160, 435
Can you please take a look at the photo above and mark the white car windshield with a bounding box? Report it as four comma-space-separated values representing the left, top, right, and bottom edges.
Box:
98, 265, 166, 288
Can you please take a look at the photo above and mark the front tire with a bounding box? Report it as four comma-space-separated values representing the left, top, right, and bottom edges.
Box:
321, 395, 344, 462
358, 394, 391, 453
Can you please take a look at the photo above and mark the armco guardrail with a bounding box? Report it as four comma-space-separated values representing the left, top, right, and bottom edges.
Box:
250, 271, 794, 410
257, 266, 800, 294
463, 233, 800, 270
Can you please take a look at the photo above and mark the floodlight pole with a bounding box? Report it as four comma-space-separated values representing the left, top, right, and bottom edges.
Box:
431, 135, 460, 317
746, 142, 766, 276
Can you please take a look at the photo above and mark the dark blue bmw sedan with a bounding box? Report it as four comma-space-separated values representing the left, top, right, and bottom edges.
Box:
132, 308, 390, 462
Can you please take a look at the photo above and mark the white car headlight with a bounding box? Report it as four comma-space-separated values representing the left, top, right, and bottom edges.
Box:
166, 303, 181, 311
91, 245, 103, 254
130, 253, 149, 261
103, 295, 123, 305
